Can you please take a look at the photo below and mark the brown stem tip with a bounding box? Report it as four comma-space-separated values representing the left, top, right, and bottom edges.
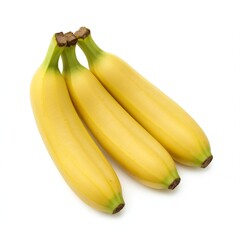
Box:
168, 178, 181, 190
201, 155, 213, 168
55, 32, 67, 47
75, 27, 91, 39
64, 32, 78, 46
112, 203, 125, 214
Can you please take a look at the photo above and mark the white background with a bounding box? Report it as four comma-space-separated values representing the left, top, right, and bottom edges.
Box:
1, 0, 240, 239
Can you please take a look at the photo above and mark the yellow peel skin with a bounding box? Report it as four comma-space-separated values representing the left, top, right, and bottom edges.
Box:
76, 28, 213, 168
62, 46, 180, 190
30, 34, 124, 214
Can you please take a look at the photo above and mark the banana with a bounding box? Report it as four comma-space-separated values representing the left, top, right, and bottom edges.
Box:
61, 44, 180, 190
75, 27, 213, 168
30, 32, 124, 214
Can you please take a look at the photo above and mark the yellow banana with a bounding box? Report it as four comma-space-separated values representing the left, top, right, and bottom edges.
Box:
75, 27, 213, 168
30, 32, 124, 214
61, 44, 180, 190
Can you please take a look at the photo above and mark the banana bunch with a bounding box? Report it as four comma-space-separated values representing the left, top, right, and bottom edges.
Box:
30, 28, 213, 214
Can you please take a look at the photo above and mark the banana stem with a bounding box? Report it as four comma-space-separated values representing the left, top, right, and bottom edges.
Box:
41, 32, 67, 70
61, 45, 85, 73
75, 27, 104, 66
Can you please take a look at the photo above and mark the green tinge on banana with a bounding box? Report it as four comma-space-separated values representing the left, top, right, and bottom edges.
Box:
75, 27, 213, 168
30, 32, 124, 214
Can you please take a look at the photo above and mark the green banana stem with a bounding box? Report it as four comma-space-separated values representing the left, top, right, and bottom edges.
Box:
41, 32, 67, 71
75, 27, 104, 66
61, 45, 85, 73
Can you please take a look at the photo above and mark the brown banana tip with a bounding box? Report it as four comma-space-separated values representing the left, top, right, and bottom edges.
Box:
112, 203, 125, 214
74, 27, 91, 39
55, 32, 67, 47
64, 32, 78, 46
201, 155, 213, 168
168, 177, 181, 190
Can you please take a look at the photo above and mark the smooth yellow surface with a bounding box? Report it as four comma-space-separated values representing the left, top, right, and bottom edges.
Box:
89, 53, 212, 167
64, 68, 179, 189
30, 67, 124, 213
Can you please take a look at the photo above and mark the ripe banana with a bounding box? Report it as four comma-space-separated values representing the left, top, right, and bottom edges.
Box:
30, 32, 124, 214
61, 44, 180, 190
75, 27, 213, 168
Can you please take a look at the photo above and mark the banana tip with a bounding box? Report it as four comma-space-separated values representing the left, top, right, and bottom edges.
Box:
168, 177, 181, 190
112, 203, 125, 214
201, 155, 213, 168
